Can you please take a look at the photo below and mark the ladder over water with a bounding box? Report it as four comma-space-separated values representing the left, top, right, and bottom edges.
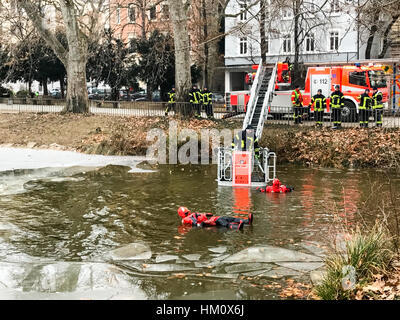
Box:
218, 61, 278, 187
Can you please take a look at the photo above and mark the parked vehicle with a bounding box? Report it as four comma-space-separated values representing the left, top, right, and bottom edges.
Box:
226, 62, 391, 122
88, 88, 111, 100
50, 89, 62, 98
212, 92, 225, 104
134, 90, 161, 102
0, 86, 13, 98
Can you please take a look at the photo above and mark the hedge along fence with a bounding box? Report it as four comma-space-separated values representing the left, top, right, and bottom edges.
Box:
260, 126, 400, 169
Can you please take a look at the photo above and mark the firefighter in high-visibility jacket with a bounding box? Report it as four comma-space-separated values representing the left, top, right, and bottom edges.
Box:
232, 125, 261, 159
372, 86, 384, 127
189, 85, 202, 118
165, 87, 175, 116
358, 89, 372, 128
202, 87, 214, 119
309, 89, 326, 127
330, 85, 344, 129
291, 85, 304, 124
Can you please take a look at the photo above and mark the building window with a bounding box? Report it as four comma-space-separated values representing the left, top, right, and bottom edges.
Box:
282, 7, 293, 19
283, 35, 291, 53
308, 0, 316, 13
162, 4, 169, 19
149, 6, 156, 20
239, 37, 247, 55
128, 4, 135, 22
329, 31, 339, 51
305, 33, 315, 52
116, 7, 120, 25
239, 1, 247, 21
330, 0, 340, 13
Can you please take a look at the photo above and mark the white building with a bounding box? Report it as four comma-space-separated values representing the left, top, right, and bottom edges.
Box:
224, 0, 385, 93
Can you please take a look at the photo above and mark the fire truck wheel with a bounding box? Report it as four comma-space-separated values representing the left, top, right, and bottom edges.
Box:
341, 100, 357, 123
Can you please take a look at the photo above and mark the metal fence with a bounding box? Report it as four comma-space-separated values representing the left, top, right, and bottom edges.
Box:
265, 106, 400, 128
0, 98, 231, 119
1, 97, 400, 128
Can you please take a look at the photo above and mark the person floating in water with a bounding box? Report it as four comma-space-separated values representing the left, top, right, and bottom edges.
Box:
257, 178, 294, 193
177, 207, 253, 230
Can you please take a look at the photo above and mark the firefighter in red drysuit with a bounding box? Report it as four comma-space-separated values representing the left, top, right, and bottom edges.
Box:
258, 179, 294, 193
178, 207, 253, 230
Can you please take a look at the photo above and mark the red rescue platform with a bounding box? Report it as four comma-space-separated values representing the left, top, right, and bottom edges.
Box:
232, 151, 252, 187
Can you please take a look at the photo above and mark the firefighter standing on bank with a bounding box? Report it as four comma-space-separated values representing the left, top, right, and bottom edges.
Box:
372, 86, 384, 127
309, 89, 327, 127
291, 85, 304, 124
202, 87, 214, 119
189, 85, 202, 118
330, 85, 344, 129
358, 89, 372, 128
165, 87, 175, 116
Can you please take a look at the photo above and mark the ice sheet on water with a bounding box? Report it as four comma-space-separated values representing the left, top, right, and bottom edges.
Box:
0, 147, 155, 195
0, 147, 151, 172
0, 261, 148, 299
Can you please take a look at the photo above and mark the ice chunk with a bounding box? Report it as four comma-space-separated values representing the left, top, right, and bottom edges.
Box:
107, 243, 152, 261
275, 262, 324, 272
223, 246, 322, 264
224, 263, 272, 274
182, 254, 202, 262
208, 246, 227, 254
155, 255, 179, 263
258, 267, 302, 279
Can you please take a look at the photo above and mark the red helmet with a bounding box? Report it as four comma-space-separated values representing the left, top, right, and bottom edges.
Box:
178, 207, 190, 218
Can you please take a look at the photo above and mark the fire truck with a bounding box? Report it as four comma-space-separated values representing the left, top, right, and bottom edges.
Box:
226, 62, 391, 122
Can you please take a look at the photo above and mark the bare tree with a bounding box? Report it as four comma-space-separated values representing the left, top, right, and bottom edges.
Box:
15, 0, 109, 113
356, 0, 400, 59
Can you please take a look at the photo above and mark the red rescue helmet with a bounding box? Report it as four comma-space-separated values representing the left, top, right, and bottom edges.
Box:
178, 207, 190, 218
272, 179, 281, 187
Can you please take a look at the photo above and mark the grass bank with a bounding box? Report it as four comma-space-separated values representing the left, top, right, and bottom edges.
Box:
0, 113, 399, 169
309, 178, 400, 300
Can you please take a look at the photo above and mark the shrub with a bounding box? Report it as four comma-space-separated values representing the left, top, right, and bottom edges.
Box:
315, 224, 394, 300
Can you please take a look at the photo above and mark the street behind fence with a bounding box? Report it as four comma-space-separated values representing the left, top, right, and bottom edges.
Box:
1, 98, 400, 128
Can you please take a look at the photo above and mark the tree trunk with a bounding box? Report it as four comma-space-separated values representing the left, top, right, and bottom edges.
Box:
64, 55, 89, 113
365, 25, 378, 59
60, 3, 89, 113
202, 0, 209, 88
43, 77, 49, 96
379, 15, 400, 58
293, 0, 300, 87
168, 0, 193, 117
205, 0, 220, 90
259, 0, 267, 64
60, 77, 65, 99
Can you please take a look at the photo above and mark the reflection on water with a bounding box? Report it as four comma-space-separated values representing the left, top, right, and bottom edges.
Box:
0, 159, 399, 299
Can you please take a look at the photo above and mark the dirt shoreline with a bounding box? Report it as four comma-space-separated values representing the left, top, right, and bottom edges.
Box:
1, 113, 399, 169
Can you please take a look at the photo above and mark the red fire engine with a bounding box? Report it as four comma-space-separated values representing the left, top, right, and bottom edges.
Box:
227, 62, 391, 121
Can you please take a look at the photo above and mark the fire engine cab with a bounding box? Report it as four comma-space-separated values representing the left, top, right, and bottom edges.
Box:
226, 62, 390, 122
